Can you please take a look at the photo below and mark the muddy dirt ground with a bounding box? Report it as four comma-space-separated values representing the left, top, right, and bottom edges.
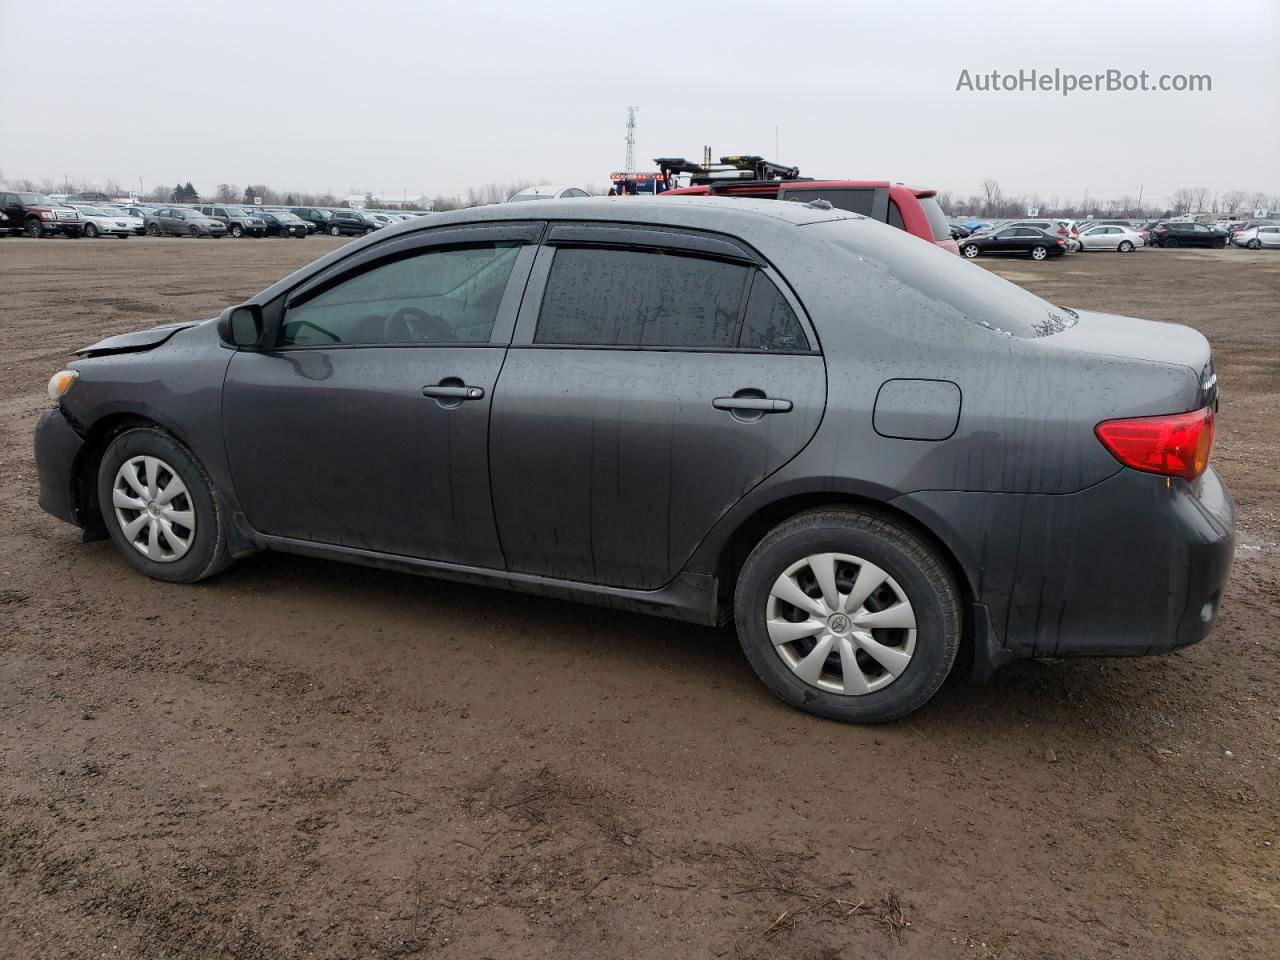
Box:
1, 236, 1277, 959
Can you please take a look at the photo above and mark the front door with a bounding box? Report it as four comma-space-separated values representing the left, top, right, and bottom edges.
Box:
222, 224, 540, 566
489, 227, 827, 590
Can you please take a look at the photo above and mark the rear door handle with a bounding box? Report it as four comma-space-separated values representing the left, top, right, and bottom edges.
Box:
712, 396, 793, 413
422, 385, 484, 400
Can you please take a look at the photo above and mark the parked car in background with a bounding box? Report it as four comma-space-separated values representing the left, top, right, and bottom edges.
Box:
325, 209, 378, 236
290, 207, 332, 233
1, 191, 82, 237
196, 205, 267, 238
1149, 222, 1229, 248
69, 205, 140, 238
1002, 219, 1075, 249
361, 212, 396, 229
1077, 223, 1145, 252
144, 207, 227, 238
509, 185, 592, 201
666, 179, 959, 254
960, 225, 1067, 259
255, 211, 308, 238
949, 222, 972, 240
1231, 224, 1280, 249
33, 197, 1234, 724
109, 205, 157, 222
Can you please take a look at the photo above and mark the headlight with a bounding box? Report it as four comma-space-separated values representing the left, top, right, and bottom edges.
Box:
40, 210, 55, 220
48, 370, 79, 402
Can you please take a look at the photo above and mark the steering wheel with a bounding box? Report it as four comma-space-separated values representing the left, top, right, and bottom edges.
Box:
387, 306, 455, 343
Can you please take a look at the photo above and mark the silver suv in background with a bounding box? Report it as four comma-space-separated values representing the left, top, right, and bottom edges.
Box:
144, 207, 227, 238
196, 205, 267, 238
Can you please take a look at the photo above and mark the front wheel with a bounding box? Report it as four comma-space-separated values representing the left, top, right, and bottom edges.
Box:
96, 427, 232, 583
329, 224, 341, 237
1213, 238, 1226, 249
961, 244, 980, 258
733, 509, 961, 723
364, 226, 375, 235
147, 223, 161, 237
189, 225, 201, 237
1164, 237, 1179, 248
1247, 238, 1262, 250
84, 223, 99, 239
1030, 245, 1048, 260
26, 219, 45, 238
1118, 240, 1134, 252
231, 224, 243, 238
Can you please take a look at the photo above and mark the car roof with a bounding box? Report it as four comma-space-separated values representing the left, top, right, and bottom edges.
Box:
419, 195, 857, 230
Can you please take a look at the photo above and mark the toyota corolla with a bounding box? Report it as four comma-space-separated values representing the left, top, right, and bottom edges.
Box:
33, 197, 1234, 722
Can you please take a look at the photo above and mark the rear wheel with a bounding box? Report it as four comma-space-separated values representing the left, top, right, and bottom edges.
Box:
1164, 237, 1179, 248
1247, 238, 1262, 250
96, 427, 231, 583
961, 243, 980, 258
734, 509, 961, 723
364, 226, 375, 235
1118, 240, 1134, 252
1030, 245, 1048, 260
1213, 237, 1226, 249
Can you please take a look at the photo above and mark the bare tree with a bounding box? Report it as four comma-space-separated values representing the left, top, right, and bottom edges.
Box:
215, 183, 240, 202
980, 179, 1002, 217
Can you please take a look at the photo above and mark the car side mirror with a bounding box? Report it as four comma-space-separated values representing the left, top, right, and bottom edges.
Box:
217, 304, 265, 349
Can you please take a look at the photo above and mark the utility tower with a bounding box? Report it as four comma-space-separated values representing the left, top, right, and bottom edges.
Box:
625, 106, 638, 173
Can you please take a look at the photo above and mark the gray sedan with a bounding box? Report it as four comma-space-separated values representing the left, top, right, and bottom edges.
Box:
33, 198, 1233, 723
144, 207, 227, 238
1231, 224, 1280, 249
1077, 223, 1145, 252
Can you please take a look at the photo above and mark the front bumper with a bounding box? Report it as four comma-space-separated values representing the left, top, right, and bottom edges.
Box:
34, 407, 87, 527
896, 466, 1235, 669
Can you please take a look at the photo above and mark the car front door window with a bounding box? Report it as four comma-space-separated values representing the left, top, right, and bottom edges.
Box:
281, 243, 524, 347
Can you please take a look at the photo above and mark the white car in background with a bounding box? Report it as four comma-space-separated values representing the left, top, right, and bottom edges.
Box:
70, 204, 143, 238
508, 184, 591, 202
1077, 223, 1145, 252
1231, 224, 1280, 249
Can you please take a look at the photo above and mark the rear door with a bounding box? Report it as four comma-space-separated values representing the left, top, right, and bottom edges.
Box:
222, 223, 541, 565
488, 223, 827, 589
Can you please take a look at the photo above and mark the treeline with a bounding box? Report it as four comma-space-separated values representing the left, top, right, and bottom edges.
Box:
940, 180, 1279, 219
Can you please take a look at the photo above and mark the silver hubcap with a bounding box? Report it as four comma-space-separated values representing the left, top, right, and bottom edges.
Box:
766, 553, 917, 696
1032, 248, 1046, 259
112, 455, 195, 562
964, 246, 978, 257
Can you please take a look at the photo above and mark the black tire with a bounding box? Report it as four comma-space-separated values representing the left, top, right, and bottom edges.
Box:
1030, 245, 1048, 260
148, 223, 161, 237
1213, 237, 1226, 249
189, 225, 200, 238
231, 224, 243, 238
26, 219, 44, 238
1247, 238, 1262, 250
96, 427, 232, 584
84, 223, 99, 239
1164, 237, 1179, 248
1118, 240, 1134, 252
733, 508, 961, 724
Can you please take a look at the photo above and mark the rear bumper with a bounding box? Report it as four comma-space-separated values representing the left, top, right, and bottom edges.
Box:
894, 466, 1235, 670
34, 407, 87, 527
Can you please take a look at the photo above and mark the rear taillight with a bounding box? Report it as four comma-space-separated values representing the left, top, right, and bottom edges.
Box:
1095, 407, 1215, 480
1056, 238, 1066, 245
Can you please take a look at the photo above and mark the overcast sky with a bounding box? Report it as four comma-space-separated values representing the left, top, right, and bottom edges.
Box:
1, 0, 1276, 205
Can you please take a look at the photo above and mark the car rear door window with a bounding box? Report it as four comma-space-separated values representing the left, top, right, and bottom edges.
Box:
280, 242, 524, 347
534, 247, 748, 348
738, 272, 809, 352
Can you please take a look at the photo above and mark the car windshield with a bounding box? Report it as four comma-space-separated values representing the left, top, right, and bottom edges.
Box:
808, 218, 1078, 339
78, 207, 108, 216
509, 193, 553, 202
224, 206, 250, 216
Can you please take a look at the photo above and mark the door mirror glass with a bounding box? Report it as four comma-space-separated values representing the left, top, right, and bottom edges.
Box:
218, 304, 264, 348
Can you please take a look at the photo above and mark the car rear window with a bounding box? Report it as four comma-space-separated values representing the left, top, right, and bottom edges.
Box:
916, 195, 953, 242
807, 219, 1077, 339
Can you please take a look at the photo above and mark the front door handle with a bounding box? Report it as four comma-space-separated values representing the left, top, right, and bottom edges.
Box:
422, 384, 485, 400
712, 396, 793, 414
